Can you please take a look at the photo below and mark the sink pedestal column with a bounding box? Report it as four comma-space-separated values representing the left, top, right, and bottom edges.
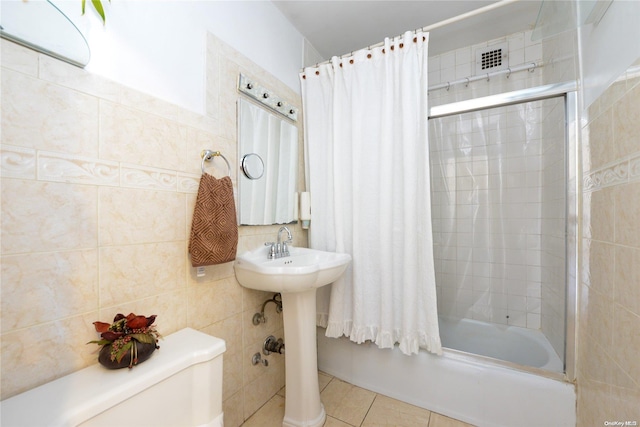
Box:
281, 288, 325, 427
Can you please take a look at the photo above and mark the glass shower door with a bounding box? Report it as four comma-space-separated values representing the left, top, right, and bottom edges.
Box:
429, 95, 567, 370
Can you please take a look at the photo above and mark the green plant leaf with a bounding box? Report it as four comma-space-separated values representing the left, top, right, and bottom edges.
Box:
129, 333, 155, 344
81, 0, 86, 15
91, 0, 106, 24
115, 341, 133, 363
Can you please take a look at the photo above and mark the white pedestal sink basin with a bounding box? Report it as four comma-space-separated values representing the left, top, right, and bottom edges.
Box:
234, 246, 351, 427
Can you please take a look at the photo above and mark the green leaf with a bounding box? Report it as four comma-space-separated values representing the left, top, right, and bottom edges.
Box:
129, 333, 155, 344
91, 0, 106, 24
115, 341, 133, 363
81, 0, 86, 15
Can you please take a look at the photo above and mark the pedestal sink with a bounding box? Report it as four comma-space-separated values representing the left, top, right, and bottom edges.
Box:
234, 246, 351, 427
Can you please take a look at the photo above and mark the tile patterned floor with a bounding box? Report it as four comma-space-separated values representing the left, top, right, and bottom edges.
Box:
241, 371, 475, 427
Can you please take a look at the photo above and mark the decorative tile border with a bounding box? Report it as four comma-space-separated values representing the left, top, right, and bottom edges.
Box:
584, 152, 640, 192
120, 163, 177, 191
1, 145, 36, 179
177, 173, 201, 193
2, 148, 220, 196
38, 151, 120, 186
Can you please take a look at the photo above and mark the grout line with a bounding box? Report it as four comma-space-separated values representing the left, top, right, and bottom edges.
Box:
358, 393, 378, 427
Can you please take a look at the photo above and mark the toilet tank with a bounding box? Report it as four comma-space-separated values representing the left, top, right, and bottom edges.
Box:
1, 328, 226, 427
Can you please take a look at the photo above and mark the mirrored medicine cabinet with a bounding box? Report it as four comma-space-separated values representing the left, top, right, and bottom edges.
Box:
0, 0, 91, 68
237, 98, 299, 226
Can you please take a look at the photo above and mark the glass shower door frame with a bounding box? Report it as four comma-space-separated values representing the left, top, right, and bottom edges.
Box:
428, 81, 579, 382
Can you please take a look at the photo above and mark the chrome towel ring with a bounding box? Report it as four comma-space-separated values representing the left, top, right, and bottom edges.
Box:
200, 149, 231, 177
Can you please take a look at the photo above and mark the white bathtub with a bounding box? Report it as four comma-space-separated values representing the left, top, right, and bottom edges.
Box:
438, 316, 564, 372
317, 319, 575, 427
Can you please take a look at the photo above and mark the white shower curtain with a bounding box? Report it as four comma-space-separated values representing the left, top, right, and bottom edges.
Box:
300, 31, 442, 356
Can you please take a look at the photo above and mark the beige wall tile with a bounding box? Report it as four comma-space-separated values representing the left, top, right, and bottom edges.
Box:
187, 278, 243, 330
242, 360, 286, 420
614, 182, 640, 247
1, 39, 39, 76
586, 109, 614, 171
98, 290, 188, 337
242, 325, 285, 389
98, 186, 185, 245
223, 391, 245, 427
613, 82, 640, 160
614, 245, 640, 315
610, 383, 640, 422
99, 242, 185, 306
611, 306, 640, 383
583, 239, 614, 295
242, 297, 284, 349
1, 179, 98, 254
203, 314, 245, 404
38, 54, 123, 103
99, 100, 187, 171
1, 250, 98, 332
1, 313, 98, 399
577, 376, 612, 426
578, 65, 640, 424
1, 69, 99, 154
582, 187, 615, 242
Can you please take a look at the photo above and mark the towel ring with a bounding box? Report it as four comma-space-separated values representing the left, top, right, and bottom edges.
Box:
200, 149, 231, 176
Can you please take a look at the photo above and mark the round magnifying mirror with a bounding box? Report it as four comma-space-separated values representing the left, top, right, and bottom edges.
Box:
241, 153, 265, 180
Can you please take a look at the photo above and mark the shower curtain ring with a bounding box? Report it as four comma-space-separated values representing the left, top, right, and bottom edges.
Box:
506, 68, 511, 79
486, 73, 491, 82
446, 82, 451, 91
465, 78, 470, 87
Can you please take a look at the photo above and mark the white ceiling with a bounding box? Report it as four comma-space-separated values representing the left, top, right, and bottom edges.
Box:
273, 0, 543, 60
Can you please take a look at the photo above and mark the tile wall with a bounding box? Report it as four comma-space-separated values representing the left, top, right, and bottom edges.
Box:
578, 61, 640, 424
428, 31, 569, 339
428, 30, 543, 107
0, 35, 306, 426
429, 97, 564, 332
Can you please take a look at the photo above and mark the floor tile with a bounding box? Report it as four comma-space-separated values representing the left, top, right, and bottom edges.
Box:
277, 371, 335, 398
324, 415, 354, 426
362, 394, 432, 427
429, 412, 476, 427
240, 373, 474, 427
318, 371, 333, 391
241, 395, 285, 427
321, 378, 376, 426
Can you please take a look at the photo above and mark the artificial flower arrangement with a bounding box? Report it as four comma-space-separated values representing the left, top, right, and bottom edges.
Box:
88, 313, 161, 369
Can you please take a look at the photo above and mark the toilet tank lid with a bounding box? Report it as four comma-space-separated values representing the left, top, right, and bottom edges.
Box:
0, 328, 226, 427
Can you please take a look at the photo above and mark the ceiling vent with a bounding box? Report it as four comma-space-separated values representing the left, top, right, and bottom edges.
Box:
475, 42, 508, 75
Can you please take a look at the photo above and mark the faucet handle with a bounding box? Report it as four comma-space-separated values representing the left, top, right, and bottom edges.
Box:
265, 242, 277, 259
282, 242, 290, 257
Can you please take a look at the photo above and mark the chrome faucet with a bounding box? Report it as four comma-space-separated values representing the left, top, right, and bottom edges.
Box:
277, 226, 292, 257
265, 226, 293, 259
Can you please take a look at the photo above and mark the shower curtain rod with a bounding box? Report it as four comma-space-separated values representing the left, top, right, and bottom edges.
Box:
302, 0, 521, 71
428, 61, 541, 92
